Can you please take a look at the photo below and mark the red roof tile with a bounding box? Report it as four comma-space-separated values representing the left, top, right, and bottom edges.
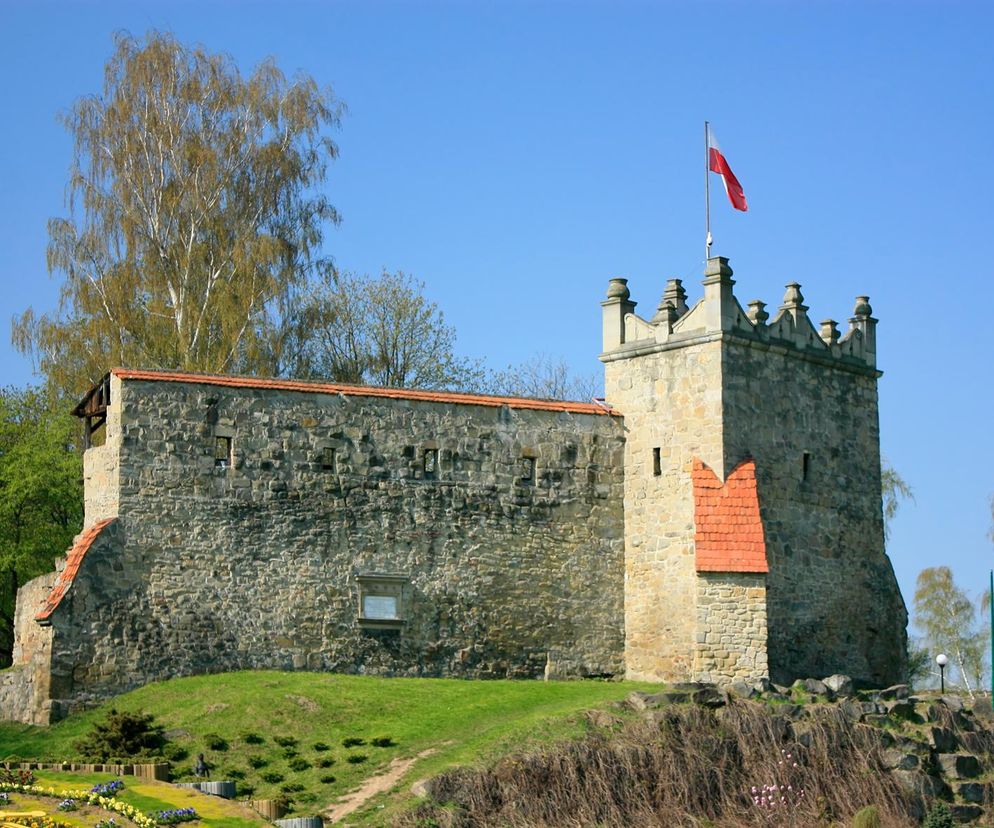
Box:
35, 518, 116, 624
692, 458, 768, 574
105, 369, 619, 417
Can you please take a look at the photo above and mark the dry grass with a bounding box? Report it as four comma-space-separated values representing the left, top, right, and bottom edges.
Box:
398, 700, 922, 827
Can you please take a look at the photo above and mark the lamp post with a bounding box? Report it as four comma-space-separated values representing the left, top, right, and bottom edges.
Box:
936, 653, 948, 695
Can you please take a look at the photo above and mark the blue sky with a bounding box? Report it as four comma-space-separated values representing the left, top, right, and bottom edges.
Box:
1, 0, 992, 631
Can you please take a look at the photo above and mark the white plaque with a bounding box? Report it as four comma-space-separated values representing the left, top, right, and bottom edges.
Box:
363, 595, 398, 620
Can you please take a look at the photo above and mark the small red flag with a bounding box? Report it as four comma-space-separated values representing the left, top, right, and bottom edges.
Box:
707, 127, 748, 212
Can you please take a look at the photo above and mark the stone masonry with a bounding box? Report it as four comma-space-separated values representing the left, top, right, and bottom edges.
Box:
2, 255, 908, 724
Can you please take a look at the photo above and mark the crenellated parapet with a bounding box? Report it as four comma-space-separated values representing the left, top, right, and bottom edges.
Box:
600, 256, 879, 372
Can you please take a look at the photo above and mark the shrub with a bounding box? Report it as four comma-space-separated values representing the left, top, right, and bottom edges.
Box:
317, 757, 336, 768
281, 748, 299, 759
247, 755, 269, 769
312, 742, 331, 752
162, 743, 189, 762
237, 783, 256, 798
73, 709, 166, 760
172, 765, 193, 778
346, 753, 368, 764
280, 782, 305, 793
342, 737, 365, 748
203, 733, 228, 751
288, 757, 311, 772
261, 771, 285, 784
242, 732, 265, 745
0, 769, 35, 785
225, 768, 246, 780
923, 803, 954, 828
273, 736, 298, 747
371, 736, 395, 748
319, 774, 336, 784
852, 805, 881, 828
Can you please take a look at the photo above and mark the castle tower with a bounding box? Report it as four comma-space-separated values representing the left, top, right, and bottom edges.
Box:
601, 257, 907, 686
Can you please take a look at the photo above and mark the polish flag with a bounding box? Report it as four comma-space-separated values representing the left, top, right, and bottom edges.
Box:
707, 126, 748, 212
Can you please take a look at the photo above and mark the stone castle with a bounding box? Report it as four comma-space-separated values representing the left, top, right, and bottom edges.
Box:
0, 256, 907, 725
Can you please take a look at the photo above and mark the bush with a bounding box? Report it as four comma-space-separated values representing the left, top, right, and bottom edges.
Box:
923, 803, 954, 828
273, 736, 298, 747
317, 757, 336, 768
852, 805, 881, 828
342, 737, 365, 748
225, 768, 246, 780
203, 733, 228, 751
281, 748, 299, 759
261, 771, 285, 784
162, 743, 189, 762
247, 755, 269, 769
312, 742, 331, 752
242, 732, 265, 745
237, 783, 256, 798
371, 736, 395, 748
280, 782, 305, 793
346, 753, 368, 764
288, 757, 311, 772
319, 774, 336, 784
73, 709, 166, 761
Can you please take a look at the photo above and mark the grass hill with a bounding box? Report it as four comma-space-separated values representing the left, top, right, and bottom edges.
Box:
0, 671, 657, 824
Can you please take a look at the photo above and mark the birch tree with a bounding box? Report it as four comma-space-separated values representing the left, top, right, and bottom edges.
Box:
13, 30, 342, 396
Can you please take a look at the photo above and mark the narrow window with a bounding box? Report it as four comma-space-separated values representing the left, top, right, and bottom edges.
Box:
214, 436, 232, 470
652, 447, 662, 476
322, 446, 336, 471
423, 448, 439, 475
521, 456, 536, 485
802, 451, 811, 482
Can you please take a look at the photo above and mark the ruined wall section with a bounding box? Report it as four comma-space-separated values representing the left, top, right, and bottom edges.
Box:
47, 378, 626, 709
0, 572, 57, 724
721, 335, 907, 686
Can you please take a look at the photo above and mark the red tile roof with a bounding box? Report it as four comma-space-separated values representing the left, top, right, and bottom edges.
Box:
35, 518, 116, 624
692, 458, 768, 574
105, 369, 619, 417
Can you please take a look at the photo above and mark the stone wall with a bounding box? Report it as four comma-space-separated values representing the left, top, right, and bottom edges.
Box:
721, 338, 907, 685
694, 572, 768, 684
1, 572, 57, 724
41, 377, 627, 713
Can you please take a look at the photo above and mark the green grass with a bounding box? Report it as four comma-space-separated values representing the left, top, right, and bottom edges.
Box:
0, 671, 657, 822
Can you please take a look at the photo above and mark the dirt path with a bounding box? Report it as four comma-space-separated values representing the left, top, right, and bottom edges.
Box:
322, 748, 437, 824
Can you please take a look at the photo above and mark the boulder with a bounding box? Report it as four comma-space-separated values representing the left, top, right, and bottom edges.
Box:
801, 678, 832, 698
937, 694, 965, 712
948, 804, 984, 823
883, 700, 919, 721
880, 749, 920, 771
927, 726, 959, 753
937, 754, 980, 779
876, 684, 910, 701
822, 674, 854, 697
892, 769, 950, 799
727, 680, 758, 700
692, 686, 727, 708
957, 781, 994, 804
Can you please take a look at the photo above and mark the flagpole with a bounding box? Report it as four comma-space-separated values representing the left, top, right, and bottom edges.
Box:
704, 120, 711, 262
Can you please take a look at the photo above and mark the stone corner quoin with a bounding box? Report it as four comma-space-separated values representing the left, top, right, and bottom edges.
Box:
1, 255, 907, 724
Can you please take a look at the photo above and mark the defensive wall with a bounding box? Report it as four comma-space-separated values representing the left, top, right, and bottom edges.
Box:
2, 255, 908, 724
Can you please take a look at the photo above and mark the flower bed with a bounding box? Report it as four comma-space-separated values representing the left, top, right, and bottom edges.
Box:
0, 782, 159, 828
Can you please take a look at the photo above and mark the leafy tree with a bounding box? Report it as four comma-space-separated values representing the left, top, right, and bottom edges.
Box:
913, 566, 989, 698
300, 270, 485, 390
0, 387, 83, 664
881, 459, 913, 540
13, 30, 342, 397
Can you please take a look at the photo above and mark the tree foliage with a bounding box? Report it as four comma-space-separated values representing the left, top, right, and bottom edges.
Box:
13, 30, 342, 397
486, 354, 600, 402
913, 566, 990, 698
74, 708, 167, 761
297, 270, 486, 390
0, 386, 83, 664
881, 459, 913, 540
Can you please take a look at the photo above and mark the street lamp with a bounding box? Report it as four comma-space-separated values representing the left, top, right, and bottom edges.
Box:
936, 653, 948, 694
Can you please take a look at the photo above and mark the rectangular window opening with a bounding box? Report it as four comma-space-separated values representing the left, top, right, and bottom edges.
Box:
802, 451, 811, 482
322, 446, 337, 471
423, 448, 439, 475
521, 456, 536, 485
214, 436, 232, 470
652, 447, 662, 476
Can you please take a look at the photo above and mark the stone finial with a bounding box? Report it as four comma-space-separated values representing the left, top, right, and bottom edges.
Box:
651, 299, 679, 327
606, 278, 631, 301
703, 256, 734, 283
661, 278, 689, 318
780, 282, 808, 313
747, 300, 769, 326
820, 319, 840, 345
853, 296, 873, 318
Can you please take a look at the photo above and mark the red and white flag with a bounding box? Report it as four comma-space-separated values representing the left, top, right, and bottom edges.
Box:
707, 126, 748, 212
